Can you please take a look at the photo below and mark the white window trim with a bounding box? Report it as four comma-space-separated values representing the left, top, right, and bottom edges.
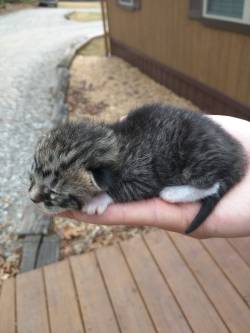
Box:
203, 0, 250, 25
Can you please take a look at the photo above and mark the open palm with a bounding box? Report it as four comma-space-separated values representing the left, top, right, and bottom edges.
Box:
62, 115, 250, 239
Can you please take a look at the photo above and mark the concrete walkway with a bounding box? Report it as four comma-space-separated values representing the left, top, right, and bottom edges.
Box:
0, 8, 102, 249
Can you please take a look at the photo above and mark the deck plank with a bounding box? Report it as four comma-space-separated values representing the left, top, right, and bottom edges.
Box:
0, 278, 16, 333
70, 252, 120, 333
227, 237, 250, 267
2, 230, 250, 333
120, 235, 192, 333
44, 260, 84, 333
36, 234, 60, 268
203, 238, 250, 307
145, 230, 228, 333
96, 244, 156, 333
16, 269, 50, 333
20, 235, 42, 273
170, 232, 250, 333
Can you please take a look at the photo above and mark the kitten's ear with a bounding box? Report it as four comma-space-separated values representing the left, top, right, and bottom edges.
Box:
89, 166, 114, 191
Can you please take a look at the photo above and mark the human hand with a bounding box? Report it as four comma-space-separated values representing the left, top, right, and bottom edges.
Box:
60, 115, 250, 239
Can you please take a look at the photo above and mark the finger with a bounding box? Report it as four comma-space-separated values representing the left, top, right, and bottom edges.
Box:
59, 198, 200, 234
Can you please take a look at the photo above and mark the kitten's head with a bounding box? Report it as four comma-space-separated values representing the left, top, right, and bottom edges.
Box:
29, 121, 119, 214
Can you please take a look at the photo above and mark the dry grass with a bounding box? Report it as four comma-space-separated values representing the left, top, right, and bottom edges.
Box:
58, 1, 100, 9
68, 11, 101, 22
77, 36, 105, 56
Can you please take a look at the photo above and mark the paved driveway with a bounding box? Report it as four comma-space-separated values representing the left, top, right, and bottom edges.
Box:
0, 8, 102, 241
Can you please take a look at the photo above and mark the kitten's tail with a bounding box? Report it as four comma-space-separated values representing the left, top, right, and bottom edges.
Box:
185, 195, 220, 235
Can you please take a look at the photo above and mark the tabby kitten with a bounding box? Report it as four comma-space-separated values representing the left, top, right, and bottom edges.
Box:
29, 104, 246, 234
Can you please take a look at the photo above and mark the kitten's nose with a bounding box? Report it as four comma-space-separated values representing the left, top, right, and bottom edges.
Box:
30, 187, 44, 204
30, 194, 43, 204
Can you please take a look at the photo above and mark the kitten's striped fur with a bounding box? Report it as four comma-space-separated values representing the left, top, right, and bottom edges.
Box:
29, 121, 119, 214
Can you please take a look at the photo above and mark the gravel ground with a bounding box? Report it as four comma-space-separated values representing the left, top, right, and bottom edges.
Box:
55, 53, 199, 259
0, 8, 102, 262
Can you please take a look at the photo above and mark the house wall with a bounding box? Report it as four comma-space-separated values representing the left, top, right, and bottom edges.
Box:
106, 0, 250, 111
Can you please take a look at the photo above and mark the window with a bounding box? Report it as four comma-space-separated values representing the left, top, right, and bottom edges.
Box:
117, 0, 140, 10
203, 0, 250, 24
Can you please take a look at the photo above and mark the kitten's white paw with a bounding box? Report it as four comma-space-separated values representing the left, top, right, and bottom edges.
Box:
83, 193, 114, 215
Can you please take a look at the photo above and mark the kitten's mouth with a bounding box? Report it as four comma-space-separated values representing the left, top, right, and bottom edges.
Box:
31, 197, 82, 215
29, 186, 84, 214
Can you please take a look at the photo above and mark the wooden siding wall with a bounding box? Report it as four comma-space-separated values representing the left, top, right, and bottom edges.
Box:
106, 0, 250, 108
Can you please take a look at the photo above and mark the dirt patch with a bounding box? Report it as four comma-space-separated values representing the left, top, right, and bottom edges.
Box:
55, 217, 151, 258
56, 39, 199, 259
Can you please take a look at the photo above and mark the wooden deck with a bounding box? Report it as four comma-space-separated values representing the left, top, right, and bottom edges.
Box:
1, 230, 250, 333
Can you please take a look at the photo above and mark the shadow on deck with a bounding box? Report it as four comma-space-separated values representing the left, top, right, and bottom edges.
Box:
1, 230, 250, 333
